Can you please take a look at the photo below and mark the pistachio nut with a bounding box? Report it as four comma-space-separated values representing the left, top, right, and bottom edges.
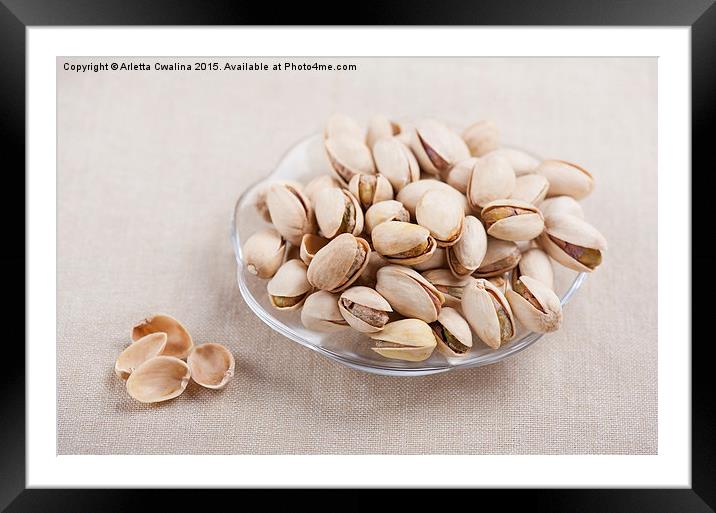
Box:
488, 275, 508, 294
473, 236, 521, 278
371, 221, 437, 266
396, 179, 469, 218
187, 343, 235, 390
338, 286, 393, 333
303, 174, 341, 205
364, 200, 410, 235
267, 259, 313, 310
324, 113, 363, 141
484, 147, 540, 176
481, 199, 545, 241
372, 137, 420, 192
446, 215, 487, 277
411, 247, 448, 272
506, 275, 562, 333
421, 269, 475, 309
300, 290, 348, 332
126, 356, 191, 403
115, 332, 168, 380
409, 119, 470, 177
242, 228, 286, 279
348, 173, 394, 210
537, 214, 607, 272
467, 152, 516, 210
254, 179, 303, 223
536, 159, 594, 199
446, 157, 477, 193
431, 307, 473, 357
132, 313, 194, 360
265, 182, 316, 246
511, 174, 549, 205
366, 114, 402, 148
462, 120, 499, 157
307, 233, 371, 292
299, 233, 330, 266
376, 265, 445, 322
514, 247, 554, 290
368, 318, 438, 362
538, 195, 584, 219
314, 187, 364, 238
354, 251, 389, 288
415, 189, 465, 247
324, 136, 375, 186
462, 278, 516, 349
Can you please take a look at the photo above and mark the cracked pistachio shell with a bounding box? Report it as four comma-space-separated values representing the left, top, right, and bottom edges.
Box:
467, 153, 516, 210
254, 179, 303, 223
324, 113, 363, 141
396, 179, 470, 218
538, 195, 584, 219
267, 259, 312, 310
421, 269, 475, 308
514, 247, 554, 290
473, 237, 521, 278
115, 332, 168, 380
432, 307, 473, 357
301, 291, 348, 332
446, 158, 478, 193
324, 136, 375, 186
481, 199, 545, 242
415, 190, 465, 247
446, 215, 487, 277
537, 160, 594, 199
373, 137, 420, 192
366, 115, 403, 149
364, 200, 410, 235
266, 182, 316, 246
411, 247, 447, 272
462, 120, 500, 157
368, 318, 438, 362
371, 221, 437, 266
485, 148, 540, 176
537, 214, 607, 272
348, 173, 394, 210
314, 187, 364, 238
506, 275, 562, 333
488, 275, 508, 294
355, 251, 388, 288
126, 356, 191, 403
338, 286, 393, 333
307, 234, 371, 292
462, 278, 516, 350
511, 174, 550, 205
300, 233, 330, 266
242, 228, 286, 279
304, 175, 341, 205
409, 120, 471, 177
132, 313, 194, 360
187, 343, 235, 390
376, 265, 445, 323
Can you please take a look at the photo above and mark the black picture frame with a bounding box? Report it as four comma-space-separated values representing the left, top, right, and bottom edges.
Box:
2, 0, 712, 510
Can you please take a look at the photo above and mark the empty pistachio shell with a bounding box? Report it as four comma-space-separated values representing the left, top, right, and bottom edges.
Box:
242, 228, 286, 279
514, 247, 554, 290
431, 307, 473, 357
126, 356, 191, 403
538, 195, 584, 219
267, 259, 312, 310
537, 160, 594, 199
467, 152, 516, 210
411, 247, 448, 272
376, 265, 444, 323
511, 174, 550, 205
366, 115, 402, 148
415, 190, 465, 247
187, 343, 235, 389
307, 234, 371, 292
481, 199, 545, 241
325, 136, 375, 186
473, 237, 521, 278
324, 113, 363, 141
506, 275, 562, 333
537, 214, 607, 272
368, 318, 437, 362
396, 179, 469, 218
115, 333, 168, 380
371, 221, 437, 266
446, 215, 487, 277
410, 120, 470, 177
355, 251, 388, 288
462, 120, 499, 157
421, 269, 475, 309
462, 279, 515, 349
446, 158, 478, 193
484, 148, 540, 176
300, 234, 330, 266
314, 187, 364, 238
265, 182, 316, 246
301, 291, 348, 332
364, 200, 410, 235
372, 137, 420, 192
348, 173, 394, 210
132, 314, 194, 360
488, 275, 508, 294
304, 175, 341, 205
338, 286, 392, 333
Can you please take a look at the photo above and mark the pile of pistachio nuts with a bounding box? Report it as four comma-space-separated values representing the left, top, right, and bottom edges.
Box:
241, 115, 607, 362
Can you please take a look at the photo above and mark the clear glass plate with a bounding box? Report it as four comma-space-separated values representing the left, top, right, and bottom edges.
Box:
231, 134, 586, 376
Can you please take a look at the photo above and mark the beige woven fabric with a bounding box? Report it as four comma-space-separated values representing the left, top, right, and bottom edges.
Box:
57, 57, 656, 454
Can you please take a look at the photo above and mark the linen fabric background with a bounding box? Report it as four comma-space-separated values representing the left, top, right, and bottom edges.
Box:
57, 57, 657, 454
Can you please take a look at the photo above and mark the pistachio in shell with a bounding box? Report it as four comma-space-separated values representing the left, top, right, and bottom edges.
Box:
348, 173, 394, 210
396, 179, 470, 219
446, 215, 487, 277
265, 182, 316, 246
421, 269, 475, 309
511, 174, 550, 205
411, 247, 448, 272
481, 199, 545, 242
536, 159, 594, 199
445, 157, 477, 193
473, 236, 521, 278
300, 233, 330, 266
242, 228, 286, 279
364, 200, 410, 235
368, 318, 438, 362
314, 187, 364, 239
267, 259, 313, 310
376, 265, 445, 323
338, 286, 392, 333
304, 174, 341, 205
514, 247, 554, 290
187, 343, 235, 390
467, 152, 516, 210
537, 214, 606, 272
254, 179, 303, 223
366, 115, 403, 148
306, 233, 371, 292
415, 189, 465, 247
371, 221, 437, 266
506, 275, 562, 333
538, 195, 584, 219
409, 119, 470, 177
301, 291, 348, 332
324, 135, 375, 186
132, 313, 194, 360
462, 278, 516, 349
115, 332, 168, 380
372, 137, 420, 192
126, 356, 191, 403
484, 147, 540, 176
462, 120, 499, 157
431, 307, 473, 357
324, 113, 363, 141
